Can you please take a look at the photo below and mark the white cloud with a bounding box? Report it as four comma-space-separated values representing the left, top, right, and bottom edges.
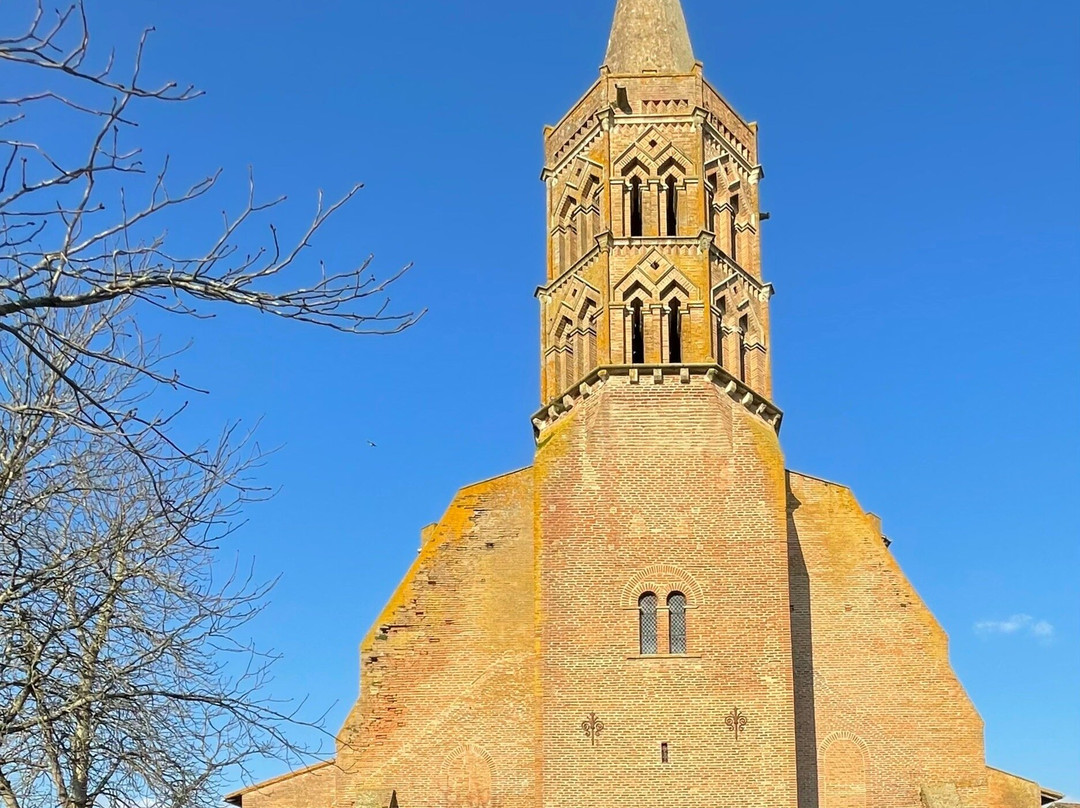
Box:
1030, 620, 1054, 638
975, 614, 1054, 641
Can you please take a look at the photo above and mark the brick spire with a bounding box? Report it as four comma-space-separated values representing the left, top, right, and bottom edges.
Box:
603, 0, 696, 75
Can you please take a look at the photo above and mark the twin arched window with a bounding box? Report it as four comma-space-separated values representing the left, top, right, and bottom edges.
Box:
627, 298, 682, 365
625, 175, 680, 238
638, 591, 688, 655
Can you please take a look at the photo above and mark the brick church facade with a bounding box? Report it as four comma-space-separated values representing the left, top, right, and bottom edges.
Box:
228, 2, 1061, 807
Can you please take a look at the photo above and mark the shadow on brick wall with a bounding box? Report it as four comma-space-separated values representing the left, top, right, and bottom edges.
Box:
787, 475, 820, 808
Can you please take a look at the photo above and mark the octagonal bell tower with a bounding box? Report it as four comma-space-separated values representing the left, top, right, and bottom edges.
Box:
536, 0, 774, 419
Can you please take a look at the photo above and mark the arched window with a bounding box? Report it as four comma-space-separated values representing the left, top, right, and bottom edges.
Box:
667, 592, 687, 654
706, 173, 717, 233
639, 592, 658, 655
665, 176, 678, 236
591, 184, 602, 243
630, 177, 643, 237
578, 206, 590, 257
729, 193, 740, 262
738, 314, 749, 383
716, 295, 727, 368
556, 317, 574, 392
631, 300, 645, 364
667, 299, 682, 364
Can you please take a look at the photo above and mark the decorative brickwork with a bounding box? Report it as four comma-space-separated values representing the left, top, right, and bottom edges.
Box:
724, 708, 748, 742
621, 563, 703, 606
225, 2, 1059, 807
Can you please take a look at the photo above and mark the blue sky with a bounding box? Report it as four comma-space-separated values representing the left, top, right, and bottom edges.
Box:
22, 0, 1078, 795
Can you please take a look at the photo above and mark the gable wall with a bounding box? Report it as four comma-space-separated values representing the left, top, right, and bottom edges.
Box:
787, 472, 987, 808
332, 468, 539, 808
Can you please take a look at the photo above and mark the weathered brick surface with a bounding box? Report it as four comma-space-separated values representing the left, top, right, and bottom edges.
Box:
333, 469, 539, 808
986, 768, 1046, 808
235, 393, 1056, 808
788, 472, 988, 808
231, 762, 339, 808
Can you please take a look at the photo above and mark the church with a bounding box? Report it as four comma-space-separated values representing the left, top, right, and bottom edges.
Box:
227, 1, 1062, 806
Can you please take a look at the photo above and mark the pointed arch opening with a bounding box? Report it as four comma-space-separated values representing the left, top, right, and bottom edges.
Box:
667, 299, 682, 364
631, 299, 645, 364
554, 316, 575, 392
665, 176, 678, 237
558, 195, 579, 271
706, 172, 717, 233
589, 177, 602, 245
715, 295, 727, 368
738, 314, 749, 383
630, 177, 643, 237
729, 193, 741, 262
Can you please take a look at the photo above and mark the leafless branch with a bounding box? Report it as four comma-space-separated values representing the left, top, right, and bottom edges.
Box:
0, 3, 411, 807
1, 0, 424, 409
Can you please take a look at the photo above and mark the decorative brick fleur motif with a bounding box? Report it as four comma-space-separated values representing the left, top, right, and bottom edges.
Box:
581, 712, 605, 746
725, 707, 748, 741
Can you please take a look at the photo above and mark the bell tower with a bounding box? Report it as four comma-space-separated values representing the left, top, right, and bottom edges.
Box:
537, 0, 774, 419
534, 3, 798, 806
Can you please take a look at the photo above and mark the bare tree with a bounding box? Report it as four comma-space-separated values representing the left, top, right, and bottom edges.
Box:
0, 300, 308, 808
0, 3, 419, 807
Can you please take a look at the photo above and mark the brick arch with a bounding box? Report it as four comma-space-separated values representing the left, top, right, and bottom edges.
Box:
440, 743, 495, 808
739, 302, 765, 346
547, 276, 601, 337
554, 153, 605, 188
557, 193, 578, 221
657, 146, 690, 180
615, 252, 698, 304
581, 173, 601, 203
621, 281, 652, 308
704, 150, 738, 185
621, 564, 704, 607
616, 152, 656, 180
553, 155, 603, 220
820, 732, 869, 808
577, 296, 598, 323
819, 730, 869, 753
554, 316, 573, 341
711, 279, 766, 342
659, 277, 691, 304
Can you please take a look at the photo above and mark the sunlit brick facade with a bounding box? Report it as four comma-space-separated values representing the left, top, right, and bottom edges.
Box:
227, 2, 1060, 807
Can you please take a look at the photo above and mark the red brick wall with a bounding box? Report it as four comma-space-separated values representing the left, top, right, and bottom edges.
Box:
333, 468, 539, 808
535, 375, 798, 808
236, 762, 339, 808
787, 472, 988, 808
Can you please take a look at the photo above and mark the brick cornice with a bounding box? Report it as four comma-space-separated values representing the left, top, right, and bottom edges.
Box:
531, 363, 782, 442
